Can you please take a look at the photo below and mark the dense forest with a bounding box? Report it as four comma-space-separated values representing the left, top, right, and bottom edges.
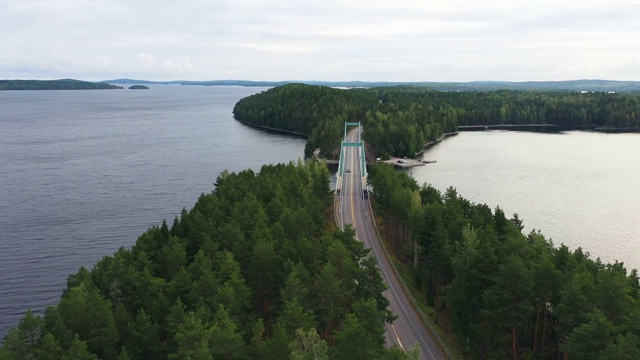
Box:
233, 84, 640, 158
233, 84, 380, 158
367, 163, 640, 359
0, 79, 122, 90
1, 161, 420, 360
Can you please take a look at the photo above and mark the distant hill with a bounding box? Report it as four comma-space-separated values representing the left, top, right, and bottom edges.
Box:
0, 79, 123, 90
102, 79, 290, 87
415, 79, 640, 92
104, 79, 167, 85
3, 77, 638, 92
102, 78, 640, 92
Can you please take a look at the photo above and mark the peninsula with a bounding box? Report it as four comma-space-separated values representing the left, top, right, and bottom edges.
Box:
0, 79, 122, 90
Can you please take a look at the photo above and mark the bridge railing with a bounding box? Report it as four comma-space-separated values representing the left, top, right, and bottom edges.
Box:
336, 122, 367, 199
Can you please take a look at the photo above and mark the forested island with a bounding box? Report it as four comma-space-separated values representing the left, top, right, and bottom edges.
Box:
1, 162, 417, 360
128, 85, 149, 90
233, 84, 640, 158
0, 79, 123, 90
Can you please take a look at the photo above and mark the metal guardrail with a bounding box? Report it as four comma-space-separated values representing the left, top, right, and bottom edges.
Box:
334, 121, 453, 358
364, 198, 455, 360
334, 191, 342, 231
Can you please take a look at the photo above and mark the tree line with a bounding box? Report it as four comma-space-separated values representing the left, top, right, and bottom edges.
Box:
0, 80, 122, 90
233, 84, 640, 158
1, 161, 420, 360
367, 163, 640, 359
233, 83, 380, 158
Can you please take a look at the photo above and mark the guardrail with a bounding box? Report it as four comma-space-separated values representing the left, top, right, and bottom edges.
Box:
334, 121, 453, 358
364, 198, 455, 360
334, 192, 342, 231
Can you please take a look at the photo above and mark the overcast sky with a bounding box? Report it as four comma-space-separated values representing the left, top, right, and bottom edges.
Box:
2, 0, 639, 82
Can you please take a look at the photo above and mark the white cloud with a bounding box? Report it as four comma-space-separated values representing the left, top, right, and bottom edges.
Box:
1, 0, 639, 81
236, 43, 318, 54
134, 53, 158, 68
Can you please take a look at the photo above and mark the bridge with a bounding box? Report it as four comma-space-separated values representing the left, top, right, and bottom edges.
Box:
335, 122, 452, 360
335, 122, 368, 199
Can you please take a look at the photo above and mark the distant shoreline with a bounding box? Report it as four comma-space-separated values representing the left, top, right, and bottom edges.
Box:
100, 78, 640, 92
414, 132, 459, 156
459, 124, 640, 133
594, 127, 640, 133
0, 79, 122, 90
458, 124, 591, 132
4, 78, 640, 92
233, 117, 309, 138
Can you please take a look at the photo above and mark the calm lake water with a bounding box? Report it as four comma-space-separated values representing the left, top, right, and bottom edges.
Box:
411, 131, 640, 272
0, 85, 305, 336
2, 88, 639, 338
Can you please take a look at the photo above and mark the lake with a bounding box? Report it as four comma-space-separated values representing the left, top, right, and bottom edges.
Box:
410, 131, 640, 271
2, 87, 639, 338
0, 85, 306, 336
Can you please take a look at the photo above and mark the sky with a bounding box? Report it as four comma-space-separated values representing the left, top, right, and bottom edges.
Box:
1, 0, 639, 82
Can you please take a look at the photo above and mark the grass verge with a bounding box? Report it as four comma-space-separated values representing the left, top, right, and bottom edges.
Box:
371, 204, 465, 359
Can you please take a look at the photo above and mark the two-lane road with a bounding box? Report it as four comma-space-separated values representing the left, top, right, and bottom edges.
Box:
338, 128, 447, 360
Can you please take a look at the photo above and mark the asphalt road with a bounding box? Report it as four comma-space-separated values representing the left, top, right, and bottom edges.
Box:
338, 129, 447, 360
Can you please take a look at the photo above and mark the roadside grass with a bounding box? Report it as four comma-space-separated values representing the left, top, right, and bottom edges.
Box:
371, 204, 464, 359
387, 252, 464, 359
326, 193, 339, 231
